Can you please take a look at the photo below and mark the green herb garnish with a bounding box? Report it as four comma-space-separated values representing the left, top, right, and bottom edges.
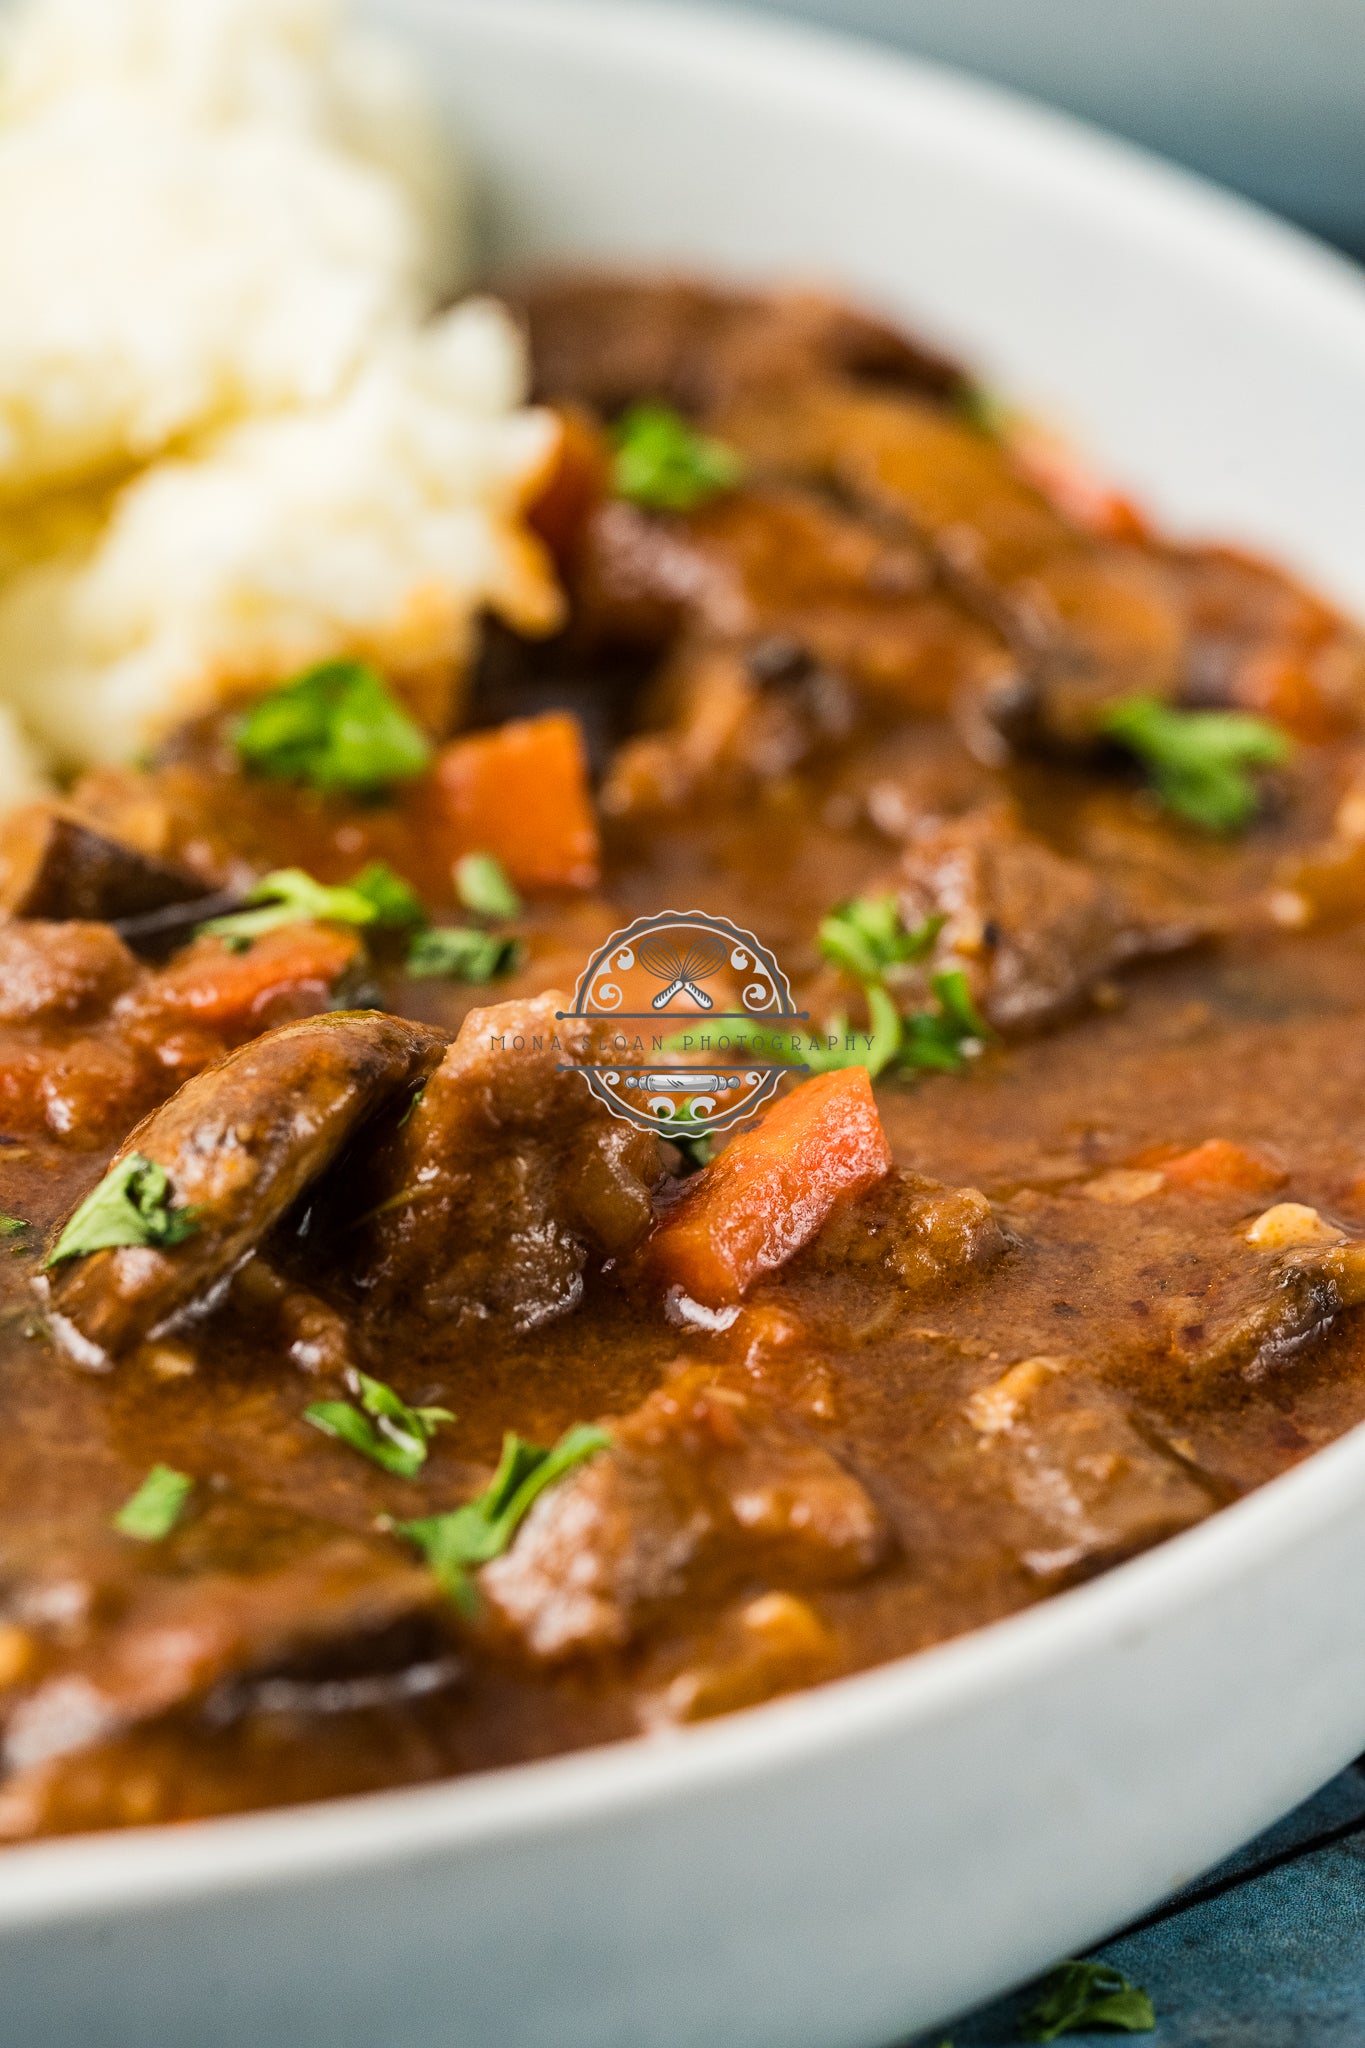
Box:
350, 862, 427, 929
114, 1464, 193, 1541
612, 403, 744, 514
392, 1424, 611, 1610
900, 968, 992, 1073
198, 862, 423, 948
803, 981, 905, 1078
454, 851, 522, 920
306, 1371, 453, 1479
235, 659, 433, 795
808, 887, 990, 1078
1018, 1961, 1155, 2041
818, 896, 944, 982
46, 1153, 199, 1267
406, 925, 523, 983
0, 1215, 27, 1236
1101, 693, 1289, 833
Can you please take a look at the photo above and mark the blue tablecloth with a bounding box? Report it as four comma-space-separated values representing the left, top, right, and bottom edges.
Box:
920, 1764, 1365, 2045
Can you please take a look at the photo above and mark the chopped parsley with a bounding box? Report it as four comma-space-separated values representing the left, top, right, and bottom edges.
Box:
392, 1424, 611, 1610
350, 862, 428, 930
305, 1371, 453, 1480
1101, 693, 1290, 833
406, 925, 523, 984
46, 1153, 199, 1268
199, 862, 422, 947
114, 1464, 193, 1542
1018, 1961, 1155, 2041
454, 851, 522, 920
804, 981, 905, 1079
818, 896, 944, 982
235, 659, 433, 795
612, 403, 744, 514
901, 968, 992, 1073
808, 896, 990, 1079
0, 1215, 27, 1236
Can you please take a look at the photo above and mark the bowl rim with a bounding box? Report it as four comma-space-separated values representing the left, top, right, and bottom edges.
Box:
9, 0, 1365, 1922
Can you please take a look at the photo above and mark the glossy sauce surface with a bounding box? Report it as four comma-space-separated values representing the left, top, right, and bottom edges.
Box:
4, 275, 1365, 1837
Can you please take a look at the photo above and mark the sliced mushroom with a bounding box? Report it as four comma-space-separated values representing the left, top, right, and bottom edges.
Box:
1183, 1240, 1365, 1381
0, 1494, 457, 1840
0, 803, 210, 932
45, 1011, 446, 1365
715, 382, 1185, 750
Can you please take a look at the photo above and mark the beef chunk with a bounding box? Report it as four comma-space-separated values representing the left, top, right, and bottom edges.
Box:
519, 274, 965, 418
796, 1168, 1006, 1297
347, 993, 665, 1331
898, 806, 1206, 1033
46, 1012, 445, 1365
0, 1496, 454, 1840
0, 921, 139, 1024
481, 1365, 888, 1659
965, 1355, 1217, 1579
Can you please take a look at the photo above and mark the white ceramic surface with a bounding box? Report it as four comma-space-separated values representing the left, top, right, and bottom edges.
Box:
8, 5, 1365, 2043
635, 0, 1365, 255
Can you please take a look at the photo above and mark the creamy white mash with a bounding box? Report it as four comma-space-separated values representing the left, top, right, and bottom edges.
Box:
0, 0, 564, 784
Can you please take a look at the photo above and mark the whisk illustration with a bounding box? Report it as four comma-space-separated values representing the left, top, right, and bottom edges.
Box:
639, 933, 727, 1009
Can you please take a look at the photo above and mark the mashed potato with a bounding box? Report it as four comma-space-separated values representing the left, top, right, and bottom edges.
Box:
0, 302, 565, 767
0, 0, 460, 506
0, 0, 566, 796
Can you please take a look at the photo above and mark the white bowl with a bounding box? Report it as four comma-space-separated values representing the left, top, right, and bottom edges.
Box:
640, 0, 1365, 256
9, 5, 1365, 2043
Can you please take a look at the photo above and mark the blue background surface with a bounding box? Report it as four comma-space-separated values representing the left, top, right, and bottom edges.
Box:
909, 1766, 1365, 2044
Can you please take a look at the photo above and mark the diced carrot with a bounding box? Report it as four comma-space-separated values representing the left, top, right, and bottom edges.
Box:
1160, 1138, 1285, 1194
422, 713, 601, 892
128, 924, 362, 1041
645, 1068, 893, 1307
526, 407, 611, 568
1009, 419, 1149, 542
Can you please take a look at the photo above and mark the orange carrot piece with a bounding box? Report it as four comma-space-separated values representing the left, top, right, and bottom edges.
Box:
132, 924, 362, 1039
646, 1068, 893, 1307
425, 713, 600, 892
1161, 1138, 1285, 1193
